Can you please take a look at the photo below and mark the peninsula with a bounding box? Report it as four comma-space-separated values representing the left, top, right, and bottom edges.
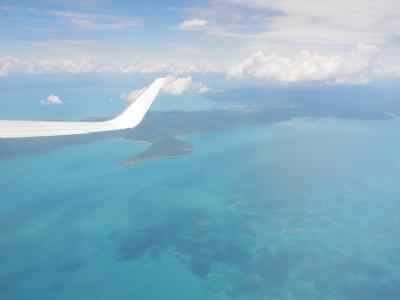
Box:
123, 137, 193, 166
1, 86, 397, 166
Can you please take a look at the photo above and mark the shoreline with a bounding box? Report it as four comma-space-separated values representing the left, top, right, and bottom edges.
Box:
122, 136, 194, 167
123, 151, 192, 166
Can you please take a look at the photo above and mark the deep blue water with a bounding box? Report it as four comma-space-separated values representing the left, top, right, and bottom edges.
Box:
1, 118, 400, 299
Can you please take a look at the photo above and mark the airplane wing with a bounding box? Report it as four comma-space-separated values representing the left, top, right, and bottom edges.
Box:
0, 78, 165, 139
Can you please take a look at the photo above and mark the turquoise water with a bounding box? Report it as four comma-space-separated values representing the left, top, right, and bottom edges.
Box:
1, 118, 400, 299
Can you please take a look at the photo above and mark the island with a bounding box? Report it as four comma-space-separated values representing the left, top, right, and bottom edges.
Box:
123, 137, 193, 166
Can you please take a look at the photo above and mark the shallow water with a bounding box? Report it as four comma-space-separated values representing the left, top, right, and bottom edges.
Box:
1, 118, 400, 300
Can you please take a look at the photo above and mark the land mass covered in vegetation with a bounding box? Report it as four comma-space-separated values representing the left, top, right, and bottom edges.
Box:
1, 84, 399, 165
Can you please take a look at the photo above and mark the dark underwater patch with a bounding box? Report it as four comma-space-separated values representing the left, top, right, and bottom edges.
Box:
0, 265, 41, 294
114, 204, 317, 298
59, 259, 83, 273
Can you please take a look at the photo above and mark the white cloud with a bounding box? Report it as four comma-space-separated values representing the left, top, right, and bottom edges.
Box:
181, 0, 400, 76
0, 54, 226, 77
162, 76, 212, 95
21, 57, 97, 74
216, 0, 400, 46
121, 76, 211, 100
162, 76, 193, 95
0, 55, 18, 77
121, 87, 147, 102
116, 58, 225, 75
191, 82, 212, 93
0, 44, 398, 85
229, 44, 386, 84
39, 94, 64, 105
50, 11, 142, 30
178, 19, 208, 30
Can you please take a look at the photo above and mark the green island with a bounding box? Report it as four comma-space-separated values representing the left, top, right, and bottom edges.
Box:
123, 137, 193, 166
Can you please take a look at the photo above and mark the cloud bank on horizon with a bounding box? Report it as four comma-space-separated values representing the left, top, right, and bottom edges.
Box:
0, 0, 400, 85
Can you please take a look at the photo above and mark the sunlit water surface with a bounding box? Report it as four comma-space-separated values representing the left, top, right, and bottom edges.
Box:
1, 118, 400, 300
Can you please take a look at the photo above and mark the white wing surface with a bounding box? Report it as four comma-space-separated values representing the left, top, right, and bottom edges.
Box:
0, 78, 165, 139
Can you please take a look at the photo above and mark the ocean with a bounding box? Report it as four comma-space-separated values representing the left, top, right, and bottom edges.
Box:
1, 117, 400, 299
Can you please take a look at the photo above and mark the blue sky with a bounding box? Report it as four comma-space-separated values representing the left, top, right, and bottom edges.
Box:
1, 0, 400, 88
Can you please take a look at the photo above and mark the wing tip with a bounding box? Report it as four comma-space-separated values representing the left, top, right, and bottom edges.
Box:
107, 77, 165, 130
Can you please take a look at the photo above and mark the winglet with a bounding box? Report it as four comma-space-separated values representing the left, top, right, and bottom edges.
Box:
107, 77, 165, 130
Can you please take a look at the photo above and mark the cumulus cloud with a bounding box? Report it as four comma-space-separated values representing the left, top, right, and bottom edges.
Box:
21, 57, 97, 74
39, 94, 64, 105
117, 58, 224, 75
0, 45, 398, 85
121, 87, 147, 102
162, 76, 193, 95
0, 54, 226, 77
162, 76, 212, 95
229, 44, 384, 84
191, 82, 212, 93
178, 19, 208, 30
121, 76, 210, 99
0, 55, 18, 77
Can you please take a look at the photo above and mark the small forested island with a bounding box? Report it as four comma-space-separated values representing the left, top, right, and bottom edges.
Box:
123, 137, 193, 166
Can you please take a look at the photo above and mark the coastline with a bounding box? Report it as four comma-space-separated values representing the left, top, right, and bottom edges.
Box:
122, 136, 194, 167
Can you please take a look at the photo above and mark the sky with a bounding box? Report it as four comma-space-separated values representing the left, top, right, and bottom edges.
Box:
1, 0, 400, 89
